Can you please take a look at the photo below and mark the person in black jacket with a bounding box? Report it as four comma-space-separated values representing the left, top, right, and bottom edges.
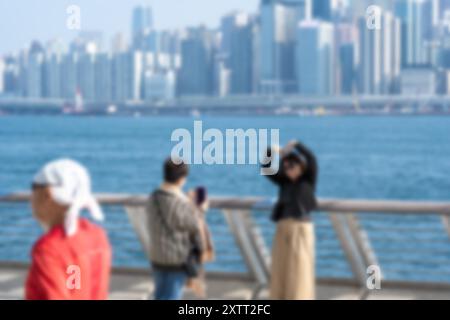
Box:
262, 140, 318, 300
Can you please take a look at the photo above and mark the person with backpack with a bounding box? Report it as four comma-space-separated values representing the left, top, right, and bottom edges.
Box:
146, 158, 213, 300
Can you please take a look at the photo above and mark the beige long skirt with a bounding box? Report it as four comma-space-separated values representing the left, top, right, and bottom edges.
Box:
270, 219, 315, 300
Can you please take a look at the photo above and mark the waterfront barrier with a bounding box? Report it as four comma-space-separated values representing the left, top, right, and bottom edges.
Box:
1, 193, 449, 299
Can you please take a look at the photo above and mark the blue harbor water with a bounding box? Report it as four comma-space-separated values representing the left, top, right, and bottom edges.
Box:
1, 115, 450, 282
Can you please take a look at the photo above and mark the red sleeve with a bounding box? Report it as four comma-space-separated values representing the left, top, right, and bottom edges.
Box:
25, 248, 70, 300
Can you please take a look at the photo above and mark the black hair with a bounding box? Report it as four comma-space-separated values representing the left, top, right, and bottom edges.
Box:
163, 158, 189, 183
283, 152, 308, 171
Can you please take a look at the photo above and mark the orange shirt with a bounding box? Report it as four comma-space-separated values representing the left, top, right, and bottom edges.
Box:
25, 218, 112, 300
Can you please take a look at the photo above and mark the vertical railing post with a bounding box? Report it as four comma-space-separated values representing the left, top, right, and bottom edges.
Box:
329, 214, 368, 287
442, 215, 450, 239
222, 209, 269, 299
241, 213, 271, 277
345, 214, 381, 278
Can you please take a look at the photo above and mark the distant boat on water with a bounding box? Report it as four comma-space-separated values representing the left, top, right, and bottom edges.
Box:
107, 105, 118, 115
314, 106, 327, 116
274, 106, 292, 115
191, 109, 201, 118
63, 89, 84, 115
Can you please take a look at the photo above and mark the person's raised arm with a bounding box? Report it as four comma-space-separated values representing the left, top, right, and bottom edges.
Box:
261, 145, 286, 185
294, 141, 318, 189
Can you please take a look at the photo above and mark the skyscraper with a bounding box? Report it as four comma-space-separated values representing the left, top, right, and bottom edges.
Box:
42, 40, 64, 99
0, 57, 5, 94
224, 12, 257, 94
221, 11, 239, 67
95, 53, 112, 102
127, 51, 144, 101
132, 6, 154, 50
42, 54, 62, 98
112, 53, 127, 102
441, 0, 450, 16
25, 41, 45, 98
336, 23, 357, 95
312, 0, 332, 21
395, 0, 433, 67
2, 56, 20, 96
159, 30, 182, 70
61, 52, 78, 100
213, 56, 231, 97
132, 6, 153, 36
357, 10, 401, 94
259, 0, 311, 94
297, 20, 335, 95
144, 70, 176, 102
77, 52, 96, 102
112, 51, 143, 102
111, 33, 128, 54
340, 43, 355, 94
178, 27, 215, 96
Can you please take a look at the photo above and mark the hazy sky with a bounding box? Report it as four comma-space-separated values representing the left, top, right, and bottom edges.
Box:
0, 0, 259, 54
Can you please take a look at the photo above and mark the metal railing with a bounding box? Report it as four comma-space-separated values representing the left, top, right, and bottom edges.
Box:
1, 192, 450, 299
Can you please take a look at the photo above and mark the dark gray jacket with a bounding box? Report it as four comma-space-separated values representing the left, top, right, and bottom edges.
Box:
147, 189, 201, 268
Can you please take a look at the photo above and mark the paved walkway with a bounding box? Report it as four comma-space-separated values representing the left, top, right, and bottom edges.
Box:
1, 267, 448, 300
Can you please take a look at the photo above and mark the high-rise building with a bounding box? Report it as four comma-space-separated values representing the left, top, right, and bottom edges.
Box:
441, 0, 450, 17
77, 52, 96, 102
221, 12, 239, 67
312, 0, 332, 21
401, 67, 436, 94
132, 6, 153, 36
144, 70, 176, 102
124, 50, 143, 102
395, 0, 433, 67
159, 30, 182, 70
224, 12, 257, 94
132, 6, 154, 50
25, 42, 45, 98
349, 0, 391, 14
335, 23, 357, 95
133, 29, 160, 52
3, 56, 20, 96
42, 40, 65, 98
178, 27, 215, 96
42, 54, 62, 98
357, 10, 401, 94
259, 0, 311, 94
0, 57, 5, 94
112, 53, 126, 102
339, 43, 355, 94
296, 20, 335, 95
159, 30, 181, 56
77, 31, 104, 52
61, 53, 78, 100
111, 33, 128, 54
213, 57, 231, 97
435, 44, 450, 93
95, 53, 112, 102
383, 11, 402, 93
112, 51, 143, 102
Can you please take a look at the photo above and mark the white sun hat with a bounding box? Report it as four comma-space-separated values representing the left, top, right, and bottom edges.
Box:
33, 159, 104, 236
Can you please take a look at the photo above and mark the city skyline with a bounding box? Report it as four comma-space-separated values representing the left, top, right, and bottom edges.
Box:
2, 0, 450, 106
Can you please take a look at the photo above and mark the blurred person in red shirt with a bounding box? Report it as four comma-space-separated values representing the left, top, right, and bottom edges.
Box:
25, 159, 112, 300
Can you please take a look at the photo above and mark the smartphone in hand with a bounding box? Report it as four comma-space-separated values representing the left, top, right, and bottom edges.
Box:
195, 186, 207, 206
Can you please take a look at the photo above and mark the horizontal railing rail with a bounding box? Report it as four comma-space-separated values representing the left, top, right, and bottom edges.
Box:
2, 192, 450, 215
1, 192, 450, 299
